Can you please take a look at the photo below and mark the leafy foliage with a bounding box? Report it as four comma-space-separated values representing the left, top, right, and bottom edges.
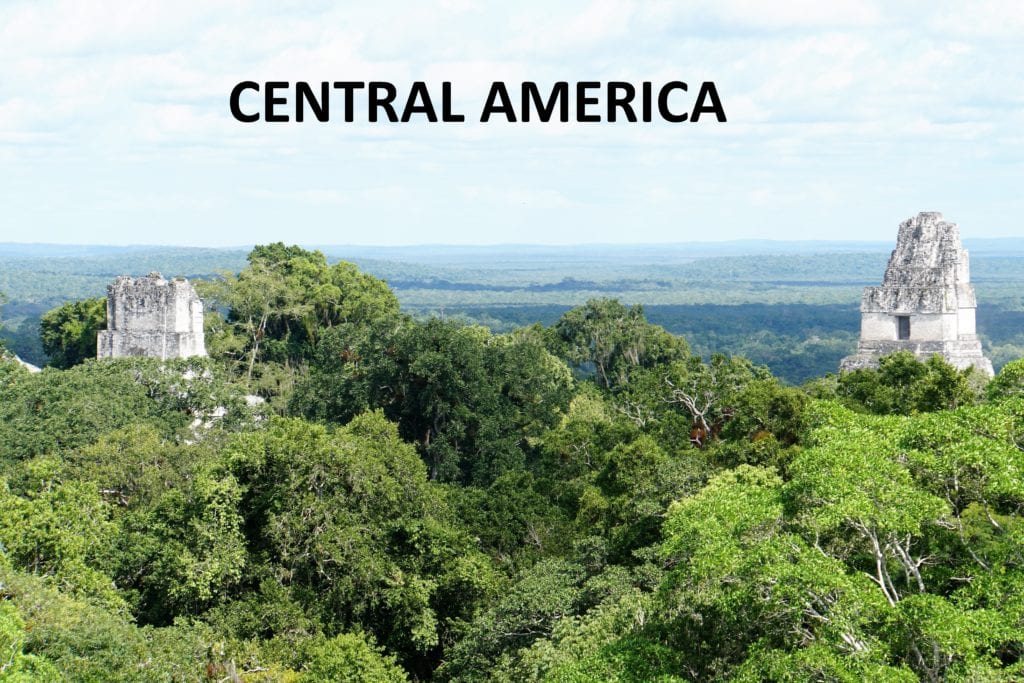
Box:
293, 319, 573, 485
3, 247, 1024, 680
39, 297, 106, 368
551, 298, 688, 390
837, 351, 977, 414
198, 242, 401, 409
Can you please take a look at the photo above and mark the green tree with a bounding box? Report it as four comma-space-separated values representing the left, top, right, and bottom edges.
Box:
986, 357, 1024, 401
0, 479, 125, 611
0, 360, 177, 461
838, 351, 975, 415
551, 299, 688, 391
584, 434, 706, 562
786, 422, 949, 608
11, 423, 250, 624
613, 353, 775, 453
38, 297, 106, 368
300, 633, 408, 682
504, 592, 685, 683
367, 319, 493, 481
0, 567, 217, 681
438, 559, 587, 681
449, 470, 574, 564
658, 465, 894, 679
199, 243, 400, 400
0, 358, 252, 463
0, 601, 62, 682
203, 258, 298, 382
789, 400, 1024, 679
732, 642, 915, 682
123, 468, 247, 622
304, 319, 574, 484
226, 413, 494, 675
287, 316, 398, 424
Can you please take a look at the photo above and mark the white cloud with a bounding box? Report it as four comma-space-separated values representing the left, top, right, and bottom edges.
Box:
459, 185, 576, 209
703, 0, 882, 29
928, 0, 1024, 38
0, 0, 1021, 244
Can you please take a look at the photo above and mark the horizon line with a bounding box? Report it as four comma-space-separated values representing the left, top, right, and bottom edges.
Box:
7, 236, 1024, 251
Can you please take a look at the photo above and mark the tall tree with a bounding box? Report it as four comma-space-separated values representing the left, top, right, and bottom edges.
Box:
224, 413, 500, 676
198, 243, 400, 403
552, 299, 688, 391
39, 297, 106, 368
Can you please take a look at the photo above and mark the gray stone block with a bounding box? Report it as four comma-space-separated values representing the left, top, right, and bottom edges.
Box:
97, 273, 207, 360
840, 212, 993, 376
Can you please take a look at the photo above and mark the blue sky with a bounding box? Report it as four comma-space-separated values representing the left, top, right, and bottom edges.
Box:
0, 0, 1021, 246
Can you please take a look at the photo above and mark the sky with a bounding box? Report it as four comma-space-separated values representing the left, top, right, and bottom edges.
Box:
0, 0, 1022, 247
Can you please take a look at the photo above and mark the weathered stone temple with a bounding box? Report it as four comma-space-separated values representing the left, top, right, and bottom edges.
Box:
97, 273, 207, 360
840, 212, 993, 376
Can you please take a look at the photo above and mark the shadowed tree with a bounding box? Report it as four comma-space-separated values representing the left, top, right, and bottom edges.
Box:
39, 297, 107, 368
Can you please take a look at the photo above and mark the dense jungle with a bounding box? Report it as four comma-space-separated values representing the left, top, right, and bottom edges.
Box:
2, 243, 1024, 681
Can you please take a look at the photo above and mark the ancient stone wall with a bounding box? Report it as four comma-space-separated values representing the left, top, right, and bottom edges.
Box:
97, 273, 207, 360
840, 212, 993, 376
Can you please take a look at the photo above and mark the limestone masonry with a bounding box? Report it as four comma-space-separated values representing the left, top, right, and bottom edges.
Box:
97, 273, 207, 360
840, 212, 993, 376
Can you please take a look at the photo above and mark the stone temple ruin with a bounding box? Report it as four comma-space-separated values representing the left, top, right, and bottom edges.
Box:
97, 273, 207, 360
840, 211, 993, 376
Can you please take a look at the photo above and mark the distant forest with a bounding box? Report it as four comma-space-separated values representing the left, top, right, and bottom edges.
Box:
4, 242, 1024, 382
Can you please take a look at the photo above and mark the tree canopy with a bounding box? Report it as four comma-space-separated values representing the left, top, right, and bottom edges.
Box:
38, 297, 106, 369
1, 245, 1022, 680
